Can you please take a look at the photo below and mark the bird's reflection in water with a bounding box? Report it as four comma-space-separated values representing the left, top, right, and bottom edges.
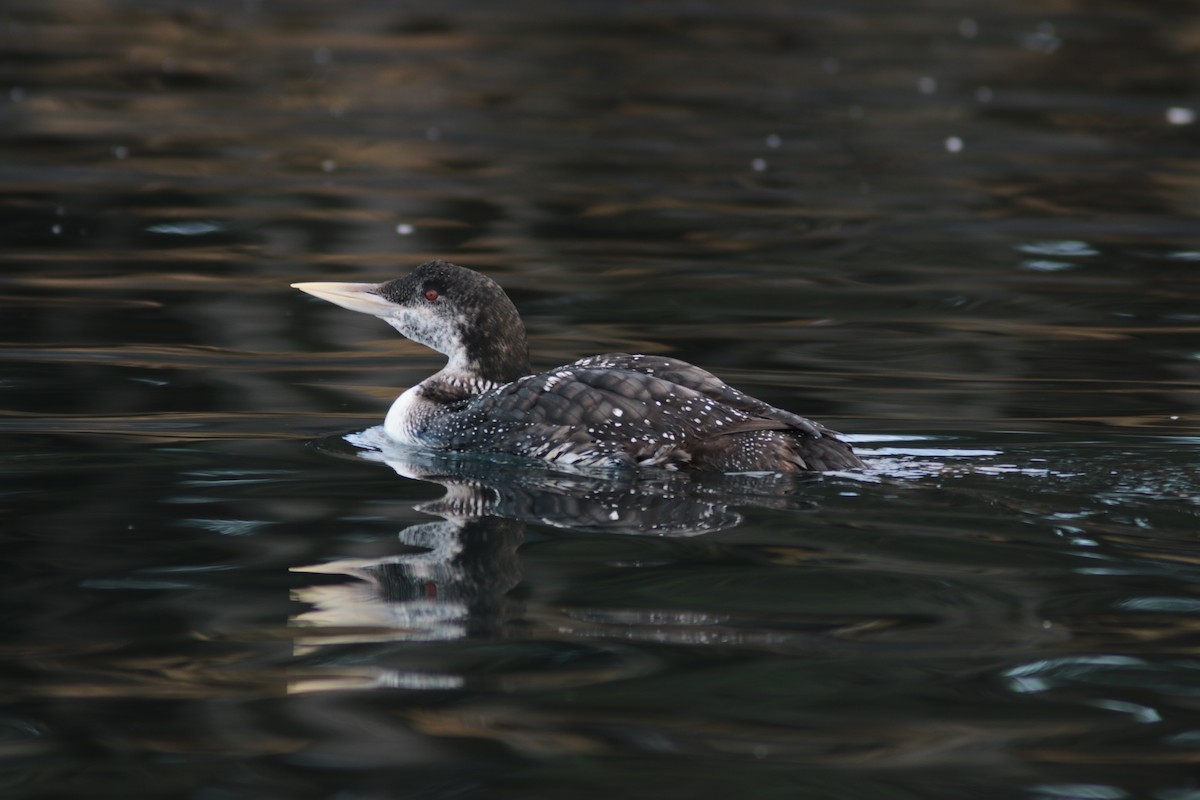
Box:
348, 426, 755, 536
292, 510, 525, 647
288, 428, 777, 691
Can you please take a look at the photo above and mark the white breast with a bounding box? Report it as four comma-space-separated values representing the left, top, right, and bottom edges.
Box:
384, 385, 425, 445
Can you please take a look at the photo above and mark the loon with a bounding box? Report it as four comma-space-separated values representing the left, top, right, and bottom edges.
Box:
293, 260, 862, 473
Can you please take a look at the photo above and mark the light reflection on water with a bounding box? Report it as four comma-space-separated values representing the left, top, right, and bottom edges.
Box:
2, 0, 1200, 798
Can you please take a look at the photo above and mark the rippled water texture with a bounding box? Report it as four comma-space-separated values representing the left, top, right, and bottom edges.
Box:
2, 2, 1200, 798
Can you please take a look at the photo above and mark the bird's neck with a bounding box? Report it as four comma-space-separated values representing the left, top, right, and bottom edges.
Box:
417, 366, 503, 405
447, 325, 532, 385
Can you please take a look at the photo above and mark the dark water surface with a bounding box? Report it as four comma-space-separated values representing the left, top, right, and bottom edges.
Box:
3, 2, 1200, 798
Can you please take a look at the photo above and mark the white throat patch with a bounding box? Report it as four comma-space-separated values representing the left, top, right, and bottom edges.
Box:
382, 306, 462, 357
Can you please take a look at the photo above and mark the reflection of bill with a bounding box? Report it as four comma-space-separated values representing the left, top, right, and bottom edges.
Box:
290, 508, 524, 692
292, 516, 522, 647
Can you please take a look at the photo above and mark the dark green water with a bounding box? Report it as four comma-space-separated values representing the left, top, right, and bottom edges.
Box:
2, 2, 1200, 798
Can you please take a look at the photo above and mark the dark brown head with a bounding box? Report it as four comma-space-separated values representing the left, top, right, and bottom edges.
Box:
293, 260, 532, 383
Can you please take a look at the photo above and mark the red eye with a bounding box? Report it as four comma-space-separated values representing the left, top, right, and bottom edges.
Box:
424, 289, 439, 302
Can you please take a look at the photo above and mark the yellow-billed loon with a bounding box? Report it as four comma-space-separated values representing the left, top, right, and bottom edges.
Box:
293, 260, 861, 473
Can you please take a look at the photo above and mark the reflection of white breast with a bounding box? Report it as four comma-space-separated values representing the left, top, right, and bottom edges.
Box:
384, 385, 425, 444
